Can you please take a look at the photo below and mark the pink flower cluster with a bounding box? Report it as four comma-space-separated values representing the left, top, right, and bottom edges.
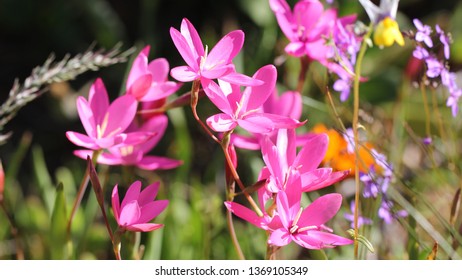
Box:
168, 16, 353, 249
66, 46, 185, 232
66, 46, 183, 171
270, 0, 364, 102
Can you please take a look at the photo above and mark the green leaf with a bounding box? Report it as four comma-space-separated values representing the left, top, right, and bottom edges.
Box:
50, 182, 69, 259
347, 229, 375, 253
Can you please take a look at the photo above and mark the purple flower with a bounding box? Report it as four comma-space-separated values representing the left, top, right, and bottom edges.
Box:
436, 24, 451, 59
412, 45, 429, 60
378, 200, 407, 224
422, 137, 432, 145
413, 19, 433, 48
344, 201, 372, 228
425, 56, 444, 78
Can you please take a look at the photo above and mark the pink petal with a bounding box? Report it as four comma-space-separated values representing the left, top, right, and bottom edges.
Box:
230, 134, 260, 150
205, 30, 244, 69
275, 190, 292, 228
88, 78, 109, 121
298, 193, 342, 228
119, 200, 141, 226
127, 46, 150, 89
76, 96, 96, 138
137, 200, 169, 224
121, 181, 142, 209
127, 74, 153, 100
206, 113, 237, 132
238, 115, 274, 134
170, 27, 200, 70
72, 149, 94, 161
147, 58, 169, 82
126, 223, 164, 232
224, 201, 263, 229
137, 156, 183, 170
305, 40, 331, 62
219, 72, 264, 86
66, 131, 99, 150
295, 231, 353, 249
136, 115, 168, 153
261, 137, 285, 187
241, 65, 277, 112
170, 66, 199, 82
201, 64, 234, 80
301, 169, 349, 192
294, 0, 323, 33
240, 113, 303, 133
111, 185, 121, 224
306, 8, 337, 41
104, 95, 138, 137
202, 79, 233, 115
138, 182, 160, 206
93, 152, 125, 166
293, 133, 328, 173
140, 81, 181, 102
268, 228, 292, 247
285, 42, 306, 57
180, 18, 205, 59
269, 0, 297, 41
276, 91, 302, 120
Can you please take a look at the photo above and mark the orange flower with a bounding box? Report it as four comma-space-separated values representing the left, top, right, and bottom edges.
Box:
312, 124, 380, 176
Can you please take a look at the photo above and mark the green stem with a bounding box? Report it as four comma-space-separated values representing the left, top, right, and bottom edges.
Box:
190, 80, 219, 143
66, 149, 102, 238
296, 56, 310, 93
113, 228, 124, 260
352, 24, 373, 260
0, 200, 24, 259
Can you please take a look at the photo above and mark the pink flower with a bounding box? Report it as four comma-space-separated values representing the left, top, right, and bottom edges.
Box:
169, 18, 260, 86
74, 115, 182, 170
126, 46, 182, 102
231, 89, 314, 150
269, 0, 337, 60
260, 129, 349, 193
203, 65, 304, 134
268, 183, 353, 249
66, 78, 149, 150
112, 181, 168, 232
224, 187, 277, 231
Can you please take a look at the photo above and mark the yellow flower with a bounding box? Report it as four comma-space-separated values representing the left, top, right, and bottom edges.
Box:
373, 17, 405, 47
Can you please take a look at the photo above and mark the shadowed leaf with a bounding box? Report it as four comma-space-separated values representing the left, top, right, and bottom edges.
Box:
450, 188, 461, 226
50, 182, 69, 259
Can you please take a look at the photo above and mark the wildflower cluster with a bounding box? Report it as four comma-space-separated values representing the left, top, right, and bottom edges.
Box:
409, 19, 460, 116
2, 0, 461, 261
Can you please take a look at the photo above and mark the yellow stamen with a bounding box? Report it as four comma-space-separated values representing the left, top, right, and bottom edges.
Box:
120, 146, 134, 157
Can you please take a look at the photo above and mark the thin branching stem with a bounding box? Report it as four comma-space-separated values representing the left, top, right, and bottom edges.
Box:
352, 24, 373, 259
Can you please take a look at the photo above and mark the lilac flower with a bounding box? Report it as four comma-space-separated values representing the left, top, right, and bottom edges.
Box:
436, 24, 451, 59
378, 199, 407, 224
425, 56, 444, 78
422, 137, 432, 145
412, 45, 429, 60
413, 19, 433, 48
344, 201, 372, 228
